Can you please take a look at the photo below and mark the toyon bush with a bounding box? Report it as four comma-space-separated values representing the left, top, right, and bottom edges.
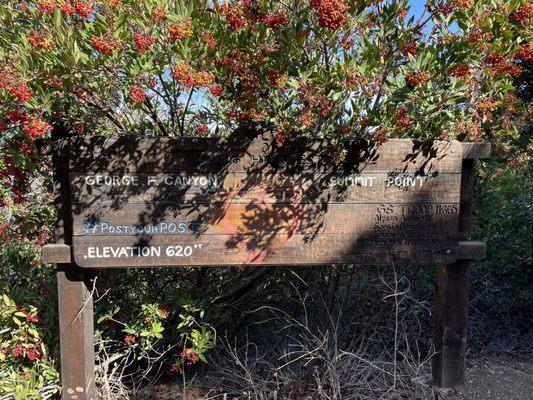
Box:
0, 0, 531, 398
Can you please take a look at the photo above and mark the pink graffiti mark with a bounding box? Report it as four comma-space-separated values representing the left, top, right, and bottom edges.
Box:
221, 187, 303, 264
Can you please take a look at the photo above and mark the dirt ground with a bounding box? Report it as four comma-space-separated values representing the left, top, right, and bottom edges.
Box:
444, 353, 533, 400
132, 352, 533, 400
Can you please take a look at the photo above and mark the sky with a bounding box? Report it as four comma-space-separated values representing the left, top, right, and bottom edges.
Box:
408, 0, 428, 18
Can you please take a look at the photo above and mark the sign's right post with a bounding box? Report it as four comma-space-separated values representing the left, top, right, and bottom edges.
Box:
432, 156, 475, 387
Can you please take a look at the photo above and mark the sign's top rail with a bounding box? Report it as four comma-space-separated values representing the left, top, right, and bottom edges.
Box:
62, 134, 486, 175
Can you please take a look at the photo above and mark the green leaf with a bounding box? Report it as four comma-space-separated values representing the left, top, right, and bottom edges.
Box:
115, 13, 128, 34
73, 41, 81, 64
53, 7, 62, 28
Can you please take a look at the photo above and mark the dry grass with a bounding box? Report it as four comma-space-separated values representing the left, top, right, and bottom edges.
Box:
97, 266, 443, 400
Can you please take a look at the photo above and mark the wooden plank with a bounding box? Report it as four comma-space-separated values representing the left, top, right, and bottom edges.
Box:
57, 269, 96, 400
433, 158, 475, 388
69, 172, 461, 204
433, 261, 469, 388
72, 234, 460, 268
68, 136, 464, 174
67, 134, 465, 268
71, 202, 460, 237
458, 241, 486, 260
52, 124, 96, 400
42, 244, 72, 263
461, 142, 491, 159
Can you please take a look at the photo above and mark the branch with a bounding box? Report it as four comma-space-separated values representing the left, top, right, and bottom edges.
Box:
180, 86, 195, 135
212, 267, 272, 305
143, 96, 168, 136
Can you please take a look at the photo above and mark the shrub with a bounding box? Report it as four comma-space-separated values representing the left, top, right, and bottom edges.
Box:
0, 0, 531, 397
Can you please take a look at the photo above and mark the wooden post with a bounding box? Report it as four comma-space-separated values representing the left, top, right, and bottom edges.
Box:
52, 125, 96, 400
432, 158, 474, 387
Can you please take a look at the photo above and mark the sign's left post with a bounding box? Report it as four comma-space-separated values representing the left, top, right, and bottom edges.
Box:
52, 125, 96, 400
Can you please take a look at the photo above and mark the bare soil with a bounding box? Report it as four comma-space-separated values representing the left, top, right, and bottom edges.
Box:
132, 353, 533, 400
444, 353, 533, 400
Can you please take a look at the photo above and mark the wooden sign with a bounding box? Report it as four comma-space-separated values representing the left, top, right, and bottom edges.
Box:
57, 132, 475, 268
43, 127, 490, 399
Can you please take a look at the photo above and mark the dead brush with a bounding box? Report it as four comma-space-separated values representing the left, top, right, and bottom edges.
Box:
198, 266, 438, 400
93, 265, 440, 399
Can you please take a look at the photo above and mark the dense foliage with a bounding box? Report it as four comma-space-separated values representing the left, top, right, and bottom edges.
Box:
0, 0, 531, 398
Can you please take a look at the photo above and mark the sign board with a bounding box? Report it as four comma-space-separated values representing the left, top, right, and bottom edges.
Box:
59, 132, 471, 268
44, 128, 490, 399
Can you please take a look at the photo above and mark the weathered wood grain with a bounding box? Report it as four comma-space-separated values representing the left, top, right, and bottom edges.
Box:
433, 158, 475, 388
72, 233, 460, 268
71, 202, 460, 237
68, 136, 465, 174
69, 172, 461, 204
51, 124, 96, 400
42, 244, 72, 263
458, 241, 486, 260
461, 142, 491, 159
66, 135, 466, 267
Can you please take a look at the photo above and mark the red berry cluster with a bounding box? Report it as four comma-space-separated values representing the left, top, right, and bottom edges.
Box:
74, 1, 93, 20
450, 63, 471, 78
20, 308, 40, 323
466, 29, 492, 44
26, 348, 42, 361
433, 2, 454, 16
8, 83, 34, 103
394, 107, 411, 131
181, 348, 199, 365
129, 86, 146, 104
1, 68, 34, 103
158, 305, 170, 318
60, 1, 76, 16
73, 122, 85, 134
172, 61, 213, 88
204, 32, 216, 49
196, 124, 209, 134
28, 29, 55, 51
7, 110, 27, 124
152, 7, 166, 22
297, 83, 331, 126
11, 345, 42, 361
515, 44, 533, 62
263, 12, 289, 30
124, 335, 137, 345
485, 54, 505, 65
22, 116, 52, 140
485, 54, 522, 78
511, 4, 532, 27
108, 0, 122, 8
220, 2, 247, 31
173, 61, 195, 87
168, 19, 193, 41
37, 0, 54, 15
267, 68, 283, 87
310, 0, 349, 30
194, 70, 215, 88
210, 83, 223, 97
401, 42, 419, 58
405, 71, 427, 87
134, 32, 155, 52
91, 35, 121, 55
